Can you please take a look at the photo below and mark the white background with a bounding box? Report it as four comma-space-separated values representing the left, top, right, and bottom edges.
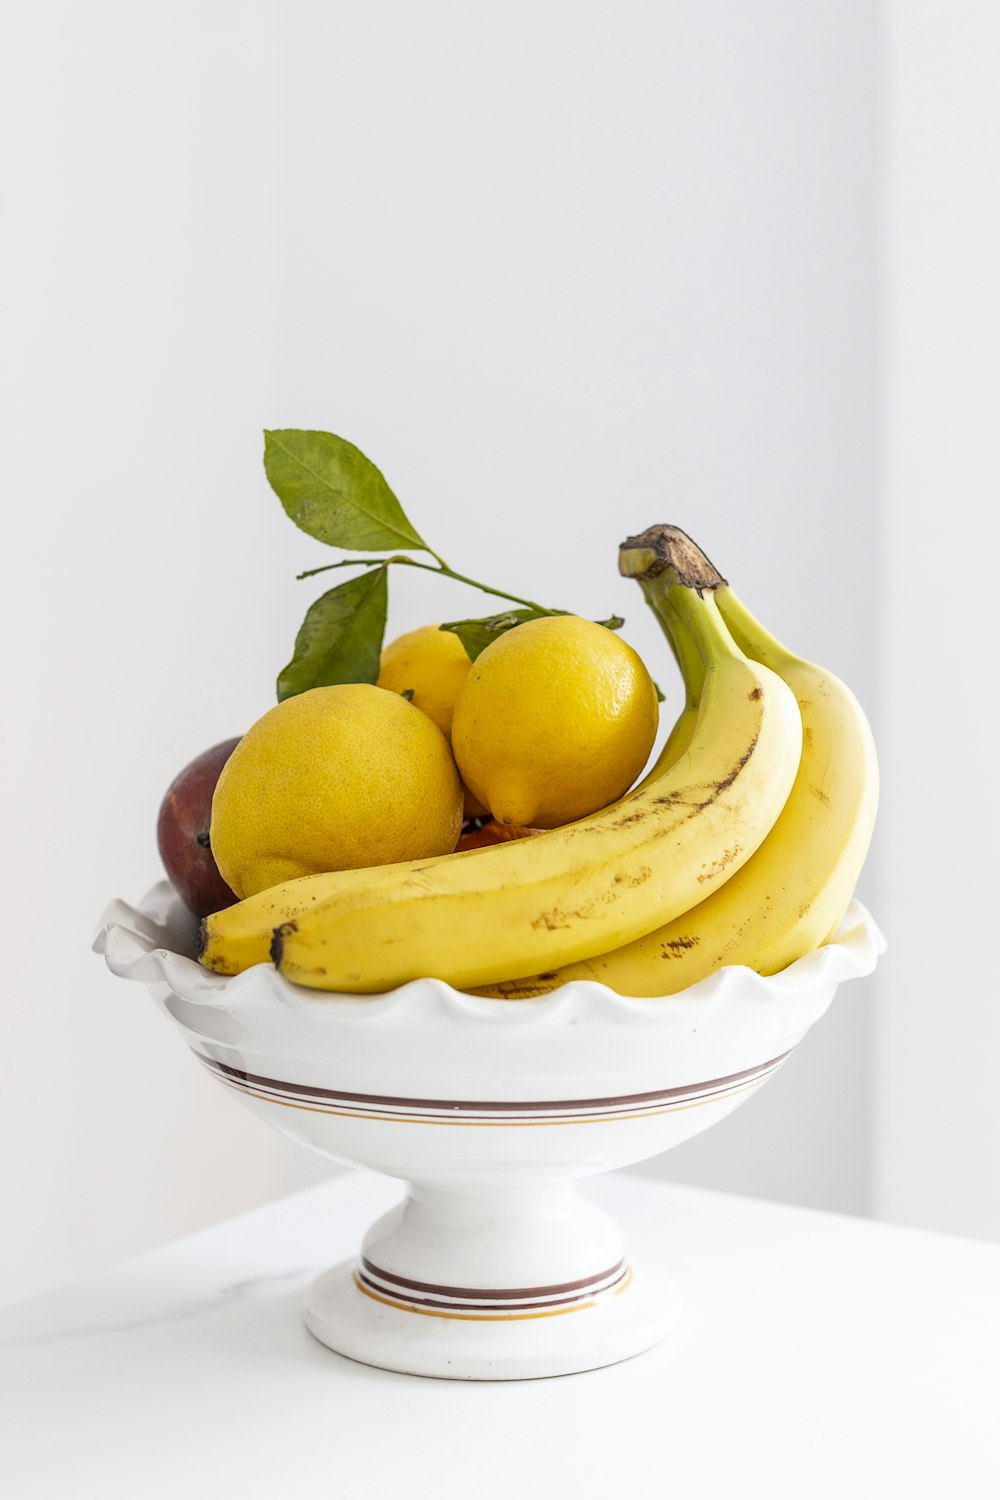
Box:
0, 0, 995, 1308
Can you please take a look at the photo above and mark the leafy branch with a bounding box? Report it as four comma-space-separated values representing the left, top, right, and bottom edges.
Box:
263, 429, 622, 699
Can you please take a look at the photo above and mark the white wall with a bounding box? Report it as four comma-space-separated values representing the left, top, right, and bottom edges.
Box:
1, 0, 881, 1308
873, 1, 1000, 1241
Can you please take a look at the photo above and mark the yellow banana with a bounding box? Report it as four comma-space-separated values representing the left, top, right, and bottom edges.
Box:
271, 525, 803, 993
474, 581, 878, 998
199, 867, 376, 975
199, 845, 495, 975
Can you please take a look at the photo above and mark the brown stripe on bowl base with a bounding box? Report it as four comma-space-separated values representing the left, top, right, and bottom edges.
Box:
351, 1266, 635, 1322
359, 1255, 627, 1304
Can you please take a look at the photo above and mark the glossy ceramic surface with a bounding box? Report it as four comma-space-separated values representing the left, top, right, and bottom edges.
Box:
96, 883, 882, 1379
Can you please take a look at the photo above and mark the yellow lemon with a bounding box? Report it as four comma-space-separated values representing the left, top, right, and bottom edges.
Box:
210, 683, 463, 899
377, 624, 487, 819
376, 624, 471, 738
451, 616, 658, 828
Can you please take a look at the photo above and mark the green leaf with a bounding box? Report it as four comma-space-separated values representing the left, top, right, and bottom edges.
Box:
441, 609, 626, 662
264, 430, 427, 552
277, 567, 389, 701
440, 608, 556, 661
653, 679, 666, 703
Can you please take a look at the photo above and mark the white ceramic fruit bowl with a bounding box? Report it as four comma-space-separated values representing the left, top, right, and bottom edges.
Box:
95, 882, 883, 1381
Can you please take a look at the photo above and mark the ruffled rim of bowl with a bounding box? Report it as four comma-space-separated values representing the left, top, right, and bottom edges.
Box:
93, 882, 885, 1025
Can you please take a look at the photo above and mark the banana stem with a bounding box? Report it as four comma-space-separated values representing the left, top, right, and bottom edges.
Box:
619, 523, 743, 676
670, 607, 707, 709
647, 591, 707, 707
637, 574, 742, 673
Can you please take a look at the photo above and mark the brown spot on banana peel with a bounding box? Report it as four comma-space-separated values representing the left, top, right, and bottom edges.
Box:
696, 846, 742, 883
661, 934, 701, 958
484, 979, 551, 999
611, 732, 763, 833
809, 783, 832, 806
531, 866, 653, 931
613, 810, 651, 828
270, 921, 298, 966
711, 734, 759, 796
748, 687, 762, 701
531, 911, 574, 932
667, 735, 762, 813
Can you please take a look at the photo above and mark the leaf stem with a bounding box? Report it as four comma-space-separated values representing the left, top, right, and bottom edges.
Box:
420, 559, 551, 613
297, 554, 552, 613
296, 559, 378, 580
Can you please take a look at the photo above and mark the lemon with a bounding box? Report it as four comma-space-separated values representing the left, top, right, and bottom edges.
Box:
451, 616, 658, 828
377, 624, 487, 820
210, 683, 463, 899
376, 624, 470, 738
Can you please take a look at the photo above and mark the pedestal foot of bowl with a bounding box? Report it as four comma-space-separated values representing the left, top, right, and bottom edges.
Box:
303, 1181, 680, 1381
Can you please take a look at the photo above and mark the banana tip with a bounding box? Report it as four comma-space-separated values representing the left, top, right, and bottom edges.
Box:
270, 920, 298, 967
619, 525, 727, 591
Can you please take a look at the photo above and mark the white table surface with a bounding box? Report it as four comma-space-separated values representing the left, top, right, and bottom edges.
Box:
2, 1169, 998, 1499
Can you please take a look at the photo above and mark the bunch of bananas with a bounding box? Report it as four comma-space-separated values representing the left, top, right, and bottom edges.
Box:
198, 524, 877, 997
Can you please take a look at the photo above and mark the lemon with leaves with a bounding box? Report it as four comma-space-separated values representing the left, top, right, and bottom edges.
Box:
452, 615, 658, 828
210, 684, 463, 899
